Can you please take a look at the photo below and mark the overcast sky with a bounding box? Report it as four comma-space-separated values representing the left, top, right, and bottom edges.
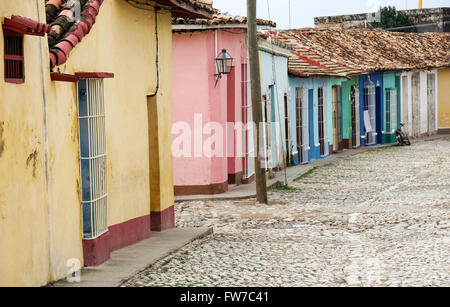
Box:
212, 0, 450, 29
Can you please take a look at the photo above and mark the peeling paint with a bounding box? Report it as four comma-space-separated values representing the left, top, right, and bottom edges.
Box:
26, 150, 38, 178
0, 121, 5, 158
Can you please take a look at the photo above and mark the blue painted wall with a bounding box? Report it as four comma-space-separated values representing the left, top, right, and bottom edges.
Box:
289, 76, 330, 163
359, 73, 384, 146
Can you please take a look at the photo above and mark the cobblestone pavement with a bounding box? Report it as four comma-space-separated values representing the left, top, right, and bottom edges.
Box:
123, 137, 450, 287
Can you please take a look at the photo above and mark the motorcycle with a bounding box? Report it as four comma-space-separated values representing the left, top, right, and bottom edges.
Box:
393, 123, 411, 146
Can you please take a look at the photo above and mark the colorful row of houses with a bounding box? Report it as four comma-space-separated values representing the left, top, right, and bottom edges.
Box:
171, 16, 450, 196
0, 0, 449, 287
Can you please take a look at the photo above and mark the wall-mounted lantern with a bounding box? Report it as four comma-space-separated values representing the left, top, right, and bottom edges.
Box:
215, 49, 233, 87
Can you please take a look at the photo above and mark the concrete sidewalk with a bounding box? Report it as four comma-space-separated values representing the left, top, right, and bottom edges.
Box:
175, 134, 446, 202
49, 227, 212, 287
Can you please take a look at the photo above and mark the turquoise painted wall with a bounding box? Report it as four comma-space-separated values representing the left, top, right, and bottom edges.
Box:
383, 71, 402, 143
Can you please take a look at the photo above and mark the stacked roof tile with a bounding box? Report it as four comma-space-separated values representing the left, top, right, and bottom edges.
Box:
45, 0, 103, 68
279, 28, 450, 73
173, 13, 276, 28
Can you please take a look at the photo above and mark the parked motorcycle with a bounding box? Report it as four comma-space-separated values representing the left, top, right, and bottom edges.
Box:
393, 123, 411, 146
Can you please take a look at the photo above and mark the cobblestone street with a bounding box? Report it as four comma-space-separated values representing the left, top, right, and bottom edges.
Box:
123, 137, 450, 287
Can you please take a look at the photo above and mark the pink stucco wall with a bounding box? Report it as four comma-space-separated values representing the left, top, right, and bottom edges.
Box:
172, 29, 247, 188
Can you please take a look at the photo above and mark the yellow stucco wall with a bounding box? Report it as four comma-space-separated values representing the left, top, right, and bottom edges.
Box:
438, 68, 450, 129
1, 0, 174, 286
0, 0, 52, 287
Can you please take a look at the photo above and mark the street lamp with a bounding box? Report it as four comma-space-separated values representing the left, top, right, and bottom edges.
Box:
215, 49, 233, 87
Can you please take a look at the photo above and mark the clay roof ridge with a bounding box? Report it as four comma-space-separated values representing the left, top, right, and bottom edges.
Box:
47, 0, 103, 68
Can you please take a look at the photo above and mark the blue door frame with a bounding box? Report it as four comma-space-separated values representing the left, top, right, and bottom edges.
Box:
359, 73, 384, 146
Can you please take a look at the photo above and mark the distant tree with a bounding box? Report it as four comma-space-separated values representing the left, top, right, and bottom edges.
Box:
371, 6, 417, 33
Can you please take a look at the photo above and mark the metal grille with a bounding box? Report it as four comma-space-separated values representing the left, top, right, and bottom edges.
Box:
284, 94, 290, 164
3, 32, 24, 83
386, 89, 398, 133
295, 87, 305, 163
351, 85, 361, 148
411, 73, 421, 137
241, 62, 254, 179
262, 92, 272, 170
363, 82, 376, 145
77, 79, 108, 240
318, 87, 326, 156
402, 76, 409, 135
332, 86, 343, 151
427, 73, 436, 135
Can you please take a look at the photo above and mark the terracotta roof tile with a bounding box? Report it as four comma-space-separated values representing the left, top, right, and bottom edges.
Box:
45, 0, 103, 68
173, 13, 276, 28
264, 30, 362, 78
279, 28, 450, 73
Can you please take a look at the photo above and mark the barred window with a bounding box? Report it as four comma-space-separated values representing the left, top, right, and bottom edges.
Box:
3, 31, 24, 83
77, 79, 108, 239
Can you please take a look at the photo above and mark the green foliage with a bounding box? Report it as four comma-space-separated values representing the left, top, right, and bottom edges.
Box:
270, 181, 298, 192
294, 163, 332, 181
371, 6, 417, 33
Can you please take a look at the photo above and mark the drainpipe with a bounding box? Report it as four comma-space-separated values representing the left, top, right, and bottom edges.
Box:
149, 7, 160, 96
419, 0, 423, 9
36, 0, 53, 281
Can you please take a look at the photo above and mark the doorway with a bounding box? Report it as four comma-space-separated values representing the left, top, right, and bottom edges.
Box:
308, 89, 315, 160
295, 87, 307, 164
427, 72, 436, 135
332, 85, 343, 152
351, 85, 360, 148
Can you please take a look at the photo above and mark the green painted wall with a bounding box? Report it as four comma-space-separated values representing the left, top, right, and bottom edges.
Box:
341, 76, 360, 141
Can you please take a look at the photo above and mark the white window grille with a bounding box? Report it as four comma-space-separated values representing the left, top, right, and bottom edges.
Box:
386, 88, 398, 133
77, 79, 108, 240
411, 72, 421, 138
363, 81, 376, 145
427, 72, 436, 135
351, 85, 361, 148
283, 93, 291, 164
318, 87, 329, 156
262, 89, 272, 170
241, 61, 254, 180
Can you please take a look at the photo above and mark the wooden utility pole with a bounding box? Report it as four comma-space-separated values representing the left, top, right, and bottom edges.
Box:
247, 0, 268, 204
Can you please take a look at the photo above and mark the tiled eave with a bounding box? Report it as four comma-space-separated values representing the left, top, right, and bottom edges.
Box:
127, 0, 214, 18
172, 23, 273, 31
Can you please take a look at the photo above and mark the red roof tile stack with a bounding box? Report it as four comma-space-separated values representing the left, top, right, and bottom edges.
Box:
45, 0, 103, 68
173, 13, 276, 28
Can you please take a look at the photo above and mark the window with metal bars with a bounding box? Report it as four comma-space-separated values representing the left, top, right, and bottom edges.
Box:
318, 87, 325, 156
77, 79, 108, 240
284, 93, 290, 163
351, 85, 360, 148
295, 87, 303, 162
3, 31, 24, 84
363, 82, 376, 145
386, 88, 398, 133
240, 62, 253, 179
